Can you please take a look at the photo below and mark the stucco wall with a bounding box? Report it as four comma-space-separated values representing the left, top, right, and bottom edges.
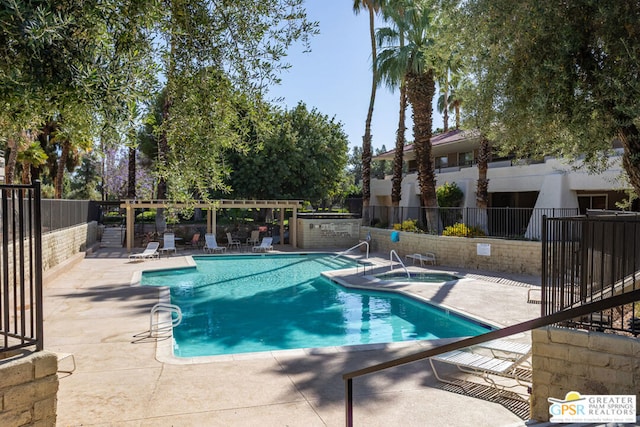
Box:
361, 227, 542, 275
0, 351, 59, 426
531, 327, 640, 422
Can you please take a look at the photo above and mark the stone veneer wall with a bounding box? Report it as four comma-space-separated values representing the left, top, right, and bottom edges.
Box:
361, 227, 542, 275
530, 327, 640, 422
41, 221, 98, 272
0, 351, 59, 426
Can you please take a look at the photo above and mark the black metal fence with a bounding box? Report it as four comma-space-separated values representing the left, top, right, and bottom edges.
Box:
542, 212, 640, 335
368, 206, 579, 240
0, 182, 44, 354
39, 199, 100, 232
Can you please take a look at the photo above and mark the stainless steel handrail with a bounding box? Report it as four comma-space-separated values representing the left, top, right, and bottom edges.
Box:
389, 249, 410, 278
332, 241, 369, 259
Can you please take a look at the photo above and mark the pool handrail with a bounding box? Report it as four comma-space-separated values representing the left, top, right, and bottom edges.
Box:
389, 250, 410, 278
333, 241, 369, 259
149, 303, 182, 338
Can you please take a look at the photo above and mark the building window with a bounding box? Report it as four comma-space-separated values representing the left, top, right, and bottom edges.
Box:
578, 194, 607, 214
436, 156, 448, 169
459, 151, 474, 166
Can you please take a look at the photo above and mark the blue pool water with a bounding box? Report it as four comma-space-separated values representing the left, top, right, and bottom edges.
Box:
376, 271, 461, 283
141, 254, 492, 357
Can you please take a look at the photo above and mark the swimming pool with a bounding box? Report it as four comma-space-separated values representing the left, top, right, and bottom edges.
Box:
141, 254, 493, 357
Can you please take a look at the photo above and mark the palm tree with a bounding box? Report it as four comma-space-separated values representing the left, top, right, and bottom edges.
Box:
353, 0, 384, 225
17, 141, 48, 184
378, 0, 408, 225
376, 0, 441, 231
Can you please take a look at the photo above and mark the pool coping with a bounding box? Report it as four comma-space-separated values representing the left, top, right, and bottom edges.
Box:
133, 253, 513, 365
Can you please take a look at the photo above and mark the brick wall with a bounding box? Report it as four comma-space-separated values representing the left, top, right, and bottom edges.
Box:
530, 327, 640, 422
361, 227, 542, 275
0, 351, 59, 426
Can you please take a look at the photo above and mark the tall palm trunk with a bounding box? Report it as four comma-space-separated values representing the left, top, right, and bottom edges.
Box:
475, 134, 490, 232
442, 73, 449, 133
391, 77, 407, 225
361, 6, 377, 225
406, 69, 438, 232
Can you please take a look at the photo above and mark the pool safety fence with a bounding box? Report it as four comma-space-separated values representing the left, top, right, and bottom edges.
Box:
0, 181, 44, 355
542, 212, 640, 335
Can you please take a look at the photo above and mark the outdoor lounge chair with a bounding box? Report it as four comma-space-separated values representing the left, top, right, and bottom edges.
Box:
226, 232, 241, 251
429, 339, 532, 400
405, 252, 436, 266
203, 233, 226, 253
159, 233, 177, 256
128, 241, 160, 261
246, 230, 260, 246
252, 237, 273, 252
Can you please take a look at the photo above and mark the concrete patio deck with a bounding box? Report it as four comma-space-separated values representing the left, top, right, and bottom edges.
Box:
45, 246, 543, 426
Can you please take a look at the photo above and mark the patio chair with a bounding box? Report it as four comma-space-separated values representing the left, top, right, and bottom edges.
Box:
159, 233, 177, 256
203, 233, 226, 254
226, 232, 241, 251
185, 232, 201, 249
246, 230, 260, 246
252, 237, 273, 253
128, 241, 160, 261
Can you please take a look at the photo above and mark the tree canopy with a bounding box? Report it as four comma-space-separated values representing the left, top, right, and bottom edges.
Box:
460, 0, 640, 195
223, 103, 349, 205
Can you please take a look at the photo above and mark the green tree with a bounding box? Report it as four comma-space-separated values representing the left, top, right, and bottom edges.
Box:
155, 0, 316, 205
225, 103, 349, 205
353, 0, 384, 224
461, 0, 640, 196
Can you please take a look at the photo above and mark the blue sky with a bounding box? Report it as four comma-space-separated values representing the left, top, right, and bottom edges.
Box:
268, 0, 444, 154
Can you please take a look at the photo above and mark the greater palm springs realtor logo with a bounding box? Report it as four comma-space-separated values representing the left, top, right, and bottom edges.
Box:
548, 391, 636, 423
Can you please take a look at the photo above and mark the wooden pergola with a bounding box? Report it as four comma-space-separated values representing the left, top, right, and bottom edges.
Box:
120, 199, 303, 251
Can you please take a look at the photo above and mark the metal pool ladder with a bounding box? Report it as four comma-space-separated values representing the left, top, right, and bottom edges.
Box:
389, 250, 411, 278
148, 303, 182, 338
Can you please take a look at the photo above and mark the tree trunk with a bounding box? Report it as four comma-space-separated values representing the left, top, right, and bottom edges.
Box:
619, 125, 640, 198
55, 140, 70, 199
361, 6, 377, 226
5, 136, 17, 184
391, 77, 407, 225
442, 74, 449, 133
127, 144, 136, 199
406, 69, 438, 232
476, 134, 490, 232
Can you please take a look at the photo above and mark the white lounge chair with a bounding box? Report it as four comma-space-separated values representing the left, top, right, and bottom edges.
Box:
159, 233, 177, 256
252, 237, 273, 252
405, 252, 436, 266
226, 232, 241, 251
129, 241, 160, 261
203, 233, 226, 253
429, 340, 532, 400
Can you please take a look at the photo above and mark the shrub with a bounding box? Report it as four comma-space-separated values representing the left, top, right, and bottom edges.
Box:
442, 223, 486, 237
393, 218, 420, 232
437, 182, 464, 207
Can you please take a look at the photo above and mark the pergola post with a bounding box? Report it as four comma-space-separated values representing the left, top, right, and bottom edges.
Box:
279, 208, 285, 246
126, 202, 134, 252
207, 209, 212, 234
291, 207, 297, 248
